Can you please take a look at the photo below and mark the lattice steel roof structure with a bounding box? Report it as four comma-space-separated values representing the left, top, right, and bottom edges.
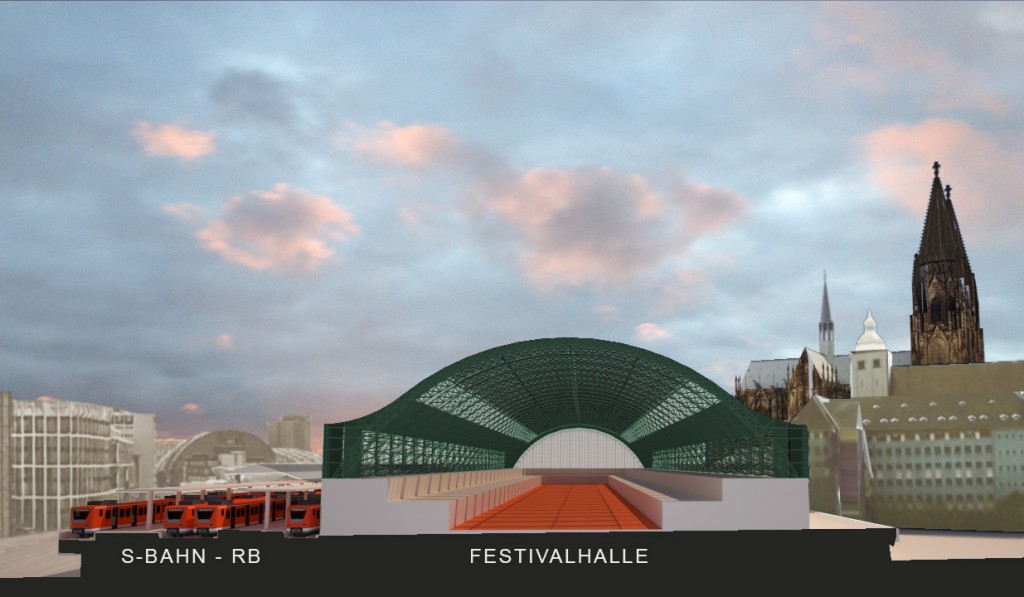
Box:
324, 338, 808, 479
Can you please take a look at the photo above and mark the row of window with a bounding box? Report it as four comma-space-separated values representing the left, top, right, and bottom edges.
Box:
872, 444, 993, 457
872, 431, 985, 442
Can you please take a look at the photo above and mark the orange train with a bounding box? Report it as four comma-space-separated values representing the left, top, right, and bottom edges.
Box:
194, 493, 288, 536
286, 492, 321, 536
163, 491, 258, 536
69, 497, 176, 537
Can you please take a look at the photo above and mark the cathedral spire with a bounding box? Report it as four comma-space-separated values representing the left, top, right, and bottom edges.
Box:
910, 163, 984, 365
819, 270, 835, 361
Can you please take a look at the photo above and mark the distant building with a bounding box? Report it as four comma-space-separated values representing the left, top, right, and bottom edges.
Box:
268, 415, 311, 451
734, 275, 862, 421
155, 430, 277, 486
0, 394, 155, 536
111, 410, 157, 488
155, 429, 321, 487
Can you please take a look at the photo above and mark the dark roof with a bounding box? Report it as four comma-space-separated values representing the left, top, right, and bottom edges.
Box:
916, 170, 971, 267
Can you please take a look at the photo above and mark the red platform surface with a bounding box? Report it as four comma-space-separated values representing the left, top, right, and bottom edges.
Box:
454, 484, 657, 530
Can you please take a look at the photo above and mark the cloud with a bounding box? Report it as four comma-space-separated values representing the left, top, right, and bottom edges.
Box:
131, 120, 216, 159
805, 3, 1007, 114
592, 304, 621, 321
162, 203, 204, 223
181, 402, 201, 413
652, 267, 715, 314
36, 395, 55, 402
340, 120, 747, 291
863, 119, 1024, 245
215, 334, 233, 350
209, 69, 296, 124
479, 167, 665, 288
635, 322, 670, 342
347, 120, 459, 166
468, 166, 746, 290
174, 183, 359, 273
673, 183, 748, 237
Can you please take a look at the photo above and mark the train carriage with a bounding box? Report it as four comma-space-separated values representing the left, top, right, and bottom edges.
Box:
286, 495, 321, 536
194, 493, 287, 536
69, 497, 176, 537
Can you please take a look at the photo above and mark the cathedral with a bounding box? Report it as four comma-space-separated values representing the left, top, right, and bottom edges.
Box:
910, 162, 984, 365
735, 163, 1024, 530
735, 162, 984, 421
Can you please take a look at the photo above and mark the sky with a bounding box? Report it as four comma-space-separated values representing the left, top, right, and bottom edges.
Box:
2, 2, 1023, 454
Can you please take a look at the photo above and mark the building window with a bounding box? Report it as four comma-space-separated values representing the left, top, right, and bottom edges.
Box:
857, 361, 866, 370
873, 358, 881, 368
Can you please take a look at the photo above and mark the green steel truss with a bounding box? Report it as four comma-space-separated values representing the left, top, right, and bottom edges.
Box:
324, 338, 807, 479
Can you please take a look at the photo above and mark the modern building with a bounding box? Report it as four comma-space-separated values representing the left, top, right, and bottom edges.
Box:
268, 415, 311, 452
0, 394, 155, 536
111, 410, 156, 488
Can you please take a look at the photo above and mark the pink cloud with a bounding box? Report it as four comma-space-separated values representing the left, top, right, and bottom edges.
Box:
671, 183, 747, 237
132, 120, 215, 159
635, 322, 670, 342
215, 334, 234, 350
483, 167, 664, 288
863, 119, 1024, 245
181, 403, 200, 413
180, 184, 359, 273
342, 119, 746, 291
471, 166, 745, 289
349, 120, 459, 166
806, 3, 1007, 114
163, 203, 203, 223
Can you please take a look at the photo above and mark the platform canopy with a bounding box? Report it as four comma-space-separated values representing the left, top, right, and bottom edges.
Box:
324, 338, 807, 479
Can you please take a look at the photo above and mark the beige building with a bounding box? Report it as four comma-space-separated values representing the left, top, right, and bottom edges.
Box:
0, 393, 156, 537
796, 361, 1024, 530
268, 414, 312, 451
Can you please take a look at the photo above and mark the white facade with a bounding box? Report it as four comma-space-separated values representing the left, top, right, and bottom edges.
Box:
8, 397, 138, 534
514, 428, 643, 469
850, 311, 893, 398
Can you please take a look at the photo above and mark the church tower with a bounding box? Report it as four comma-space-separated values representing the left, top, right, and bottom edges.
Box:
910, 162, 984, 365
819, 271, 835, 361
851, 311, 892, 398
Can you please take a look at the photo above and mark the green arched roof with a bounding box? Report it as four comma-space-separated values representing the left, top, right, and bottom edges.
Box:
324, 338, 807, 478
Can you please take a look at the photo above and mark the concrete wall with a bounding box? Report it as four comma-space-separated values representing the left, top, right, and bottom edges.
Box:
322, 468, 809, 535
322, 469, 542, 535
622, 470, 809, 531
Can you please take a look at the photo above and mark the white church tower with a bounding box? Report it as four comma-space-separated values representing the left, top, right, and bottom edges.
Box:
850, 310, 892, 398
